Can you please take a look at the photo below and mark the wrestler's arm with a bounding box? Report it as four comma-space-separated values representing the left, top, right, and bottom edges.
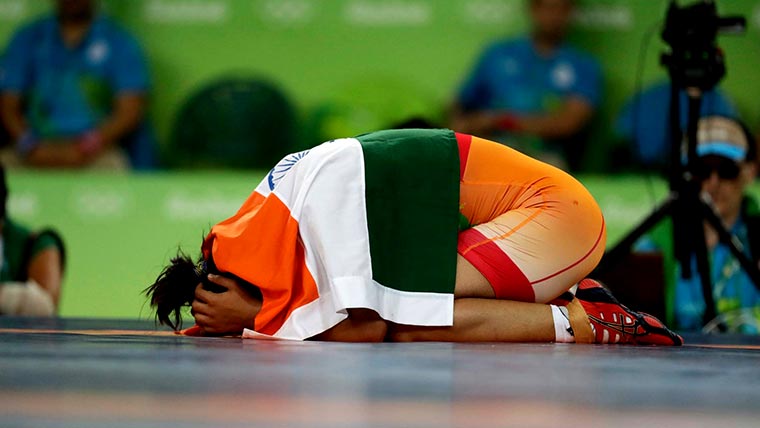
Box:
192, 275, 388, 341
192, 274, 260, 335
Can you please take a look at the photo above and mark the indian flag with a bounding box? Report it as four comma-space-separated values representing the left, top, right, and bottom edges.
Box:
202, 129, 462, 340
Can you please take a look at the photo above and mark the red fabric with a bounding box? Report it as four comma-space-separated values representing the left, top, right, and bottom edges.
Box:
455, 132, 472, 180
457, 228, 535, 302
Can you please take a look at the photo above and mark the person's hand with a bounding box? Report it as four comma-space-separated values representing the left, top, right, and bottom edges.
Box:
191, 274, 261, 336
452, 111, 518, 135
471, 112, 500, 133
451, 111, 494, 135
76, 131, 105, 158
24, 139, 88, 168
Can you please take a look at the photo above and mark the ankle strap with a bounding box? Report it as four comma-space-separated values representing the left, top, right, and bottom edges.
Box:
565, 297, 595, 344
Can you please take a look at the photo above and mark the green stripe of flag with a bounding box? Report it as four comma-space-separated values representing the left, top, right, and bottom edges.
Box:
357, 128, 460, 294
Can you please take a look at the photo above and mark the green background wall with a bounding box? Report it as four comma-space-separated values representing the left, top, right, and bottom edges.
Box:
3, 0, 760, 170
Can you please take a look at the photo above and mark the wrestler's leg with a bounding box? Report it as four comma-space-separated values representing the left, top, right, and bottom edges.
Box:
390, 255, 556, 343
453, 254, 496, 298
389, 257, 681, 345
388, 298, 555, 342
456, 134, 606, 303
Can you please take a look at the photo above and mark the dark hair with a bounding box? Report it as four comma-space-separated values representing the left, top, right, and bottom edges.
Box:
144, 250, 202, 330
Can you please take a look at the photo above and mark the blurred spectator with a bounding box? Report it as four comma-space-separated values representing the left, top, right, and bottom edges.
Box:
0, 164, 65, 316
450, 0, 602, 171
614, 80, 737, 170
0, 0, 156, 170
635, 116, 760, 333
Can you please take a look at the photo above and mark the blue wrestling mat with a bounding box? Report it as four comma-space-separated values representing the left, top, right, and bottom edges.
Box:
1, 317, 759, 428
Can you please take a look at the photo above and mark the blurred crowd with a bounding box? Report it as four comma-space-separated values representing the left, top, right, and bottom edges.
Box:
2, 0, 757, 174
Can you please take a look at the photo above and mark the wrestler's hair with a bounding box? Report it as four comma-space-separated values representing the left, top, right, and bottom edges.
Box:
144, 250, 200, 331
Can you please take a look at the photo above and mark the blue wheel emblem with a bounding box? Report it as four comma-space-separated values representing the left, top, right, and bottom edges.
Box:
267, 150, 310, 190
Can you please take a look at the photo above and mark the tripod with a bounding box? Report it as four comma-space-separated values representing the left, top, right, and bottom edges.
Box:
596, 1, 759, 329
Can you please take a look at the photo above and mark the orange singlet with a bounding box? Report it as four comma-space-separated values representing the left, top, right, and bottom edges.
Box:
456, 133, 606, 303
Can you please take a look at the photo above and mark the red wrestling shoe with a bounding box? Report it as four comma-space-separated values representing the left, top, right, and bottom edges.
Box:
574, 278, 683, 346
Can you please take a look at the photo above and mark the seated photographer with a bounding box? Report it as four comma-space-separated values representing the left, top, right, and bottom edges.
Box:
635, 116, 760, 333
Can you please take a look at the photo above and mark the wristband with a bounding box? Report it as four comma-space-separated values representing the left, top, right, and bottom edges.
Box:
495, 114, 522, 132
77, 131, 104, 156
16, 131, 39, 158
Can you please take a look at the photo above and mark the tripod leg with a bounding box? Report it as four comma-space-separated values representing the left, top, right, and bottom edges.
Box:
690, 210, 719, 327
679, 89, 721, 329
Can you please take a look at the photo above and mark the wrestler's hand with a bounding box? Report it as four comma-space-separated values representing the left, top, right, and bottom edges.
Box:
191, 274, 261, 336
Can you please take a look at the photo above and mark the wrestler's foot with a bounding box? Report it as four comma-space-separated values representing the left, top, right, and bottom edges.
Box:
575, 278, 683, 346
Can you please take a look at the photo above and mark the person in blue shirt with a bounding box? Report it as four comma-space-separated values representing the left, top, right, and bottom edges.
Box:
0, 0, 156, 170
615, 80, 737, 170
635, 116, 760, 333
450, 0, 602, 171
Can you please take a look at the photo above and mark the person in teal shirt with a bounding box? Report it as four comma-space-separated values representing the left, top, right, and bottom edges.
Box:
0, 0, 156, 170
636, 116, 760, 333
